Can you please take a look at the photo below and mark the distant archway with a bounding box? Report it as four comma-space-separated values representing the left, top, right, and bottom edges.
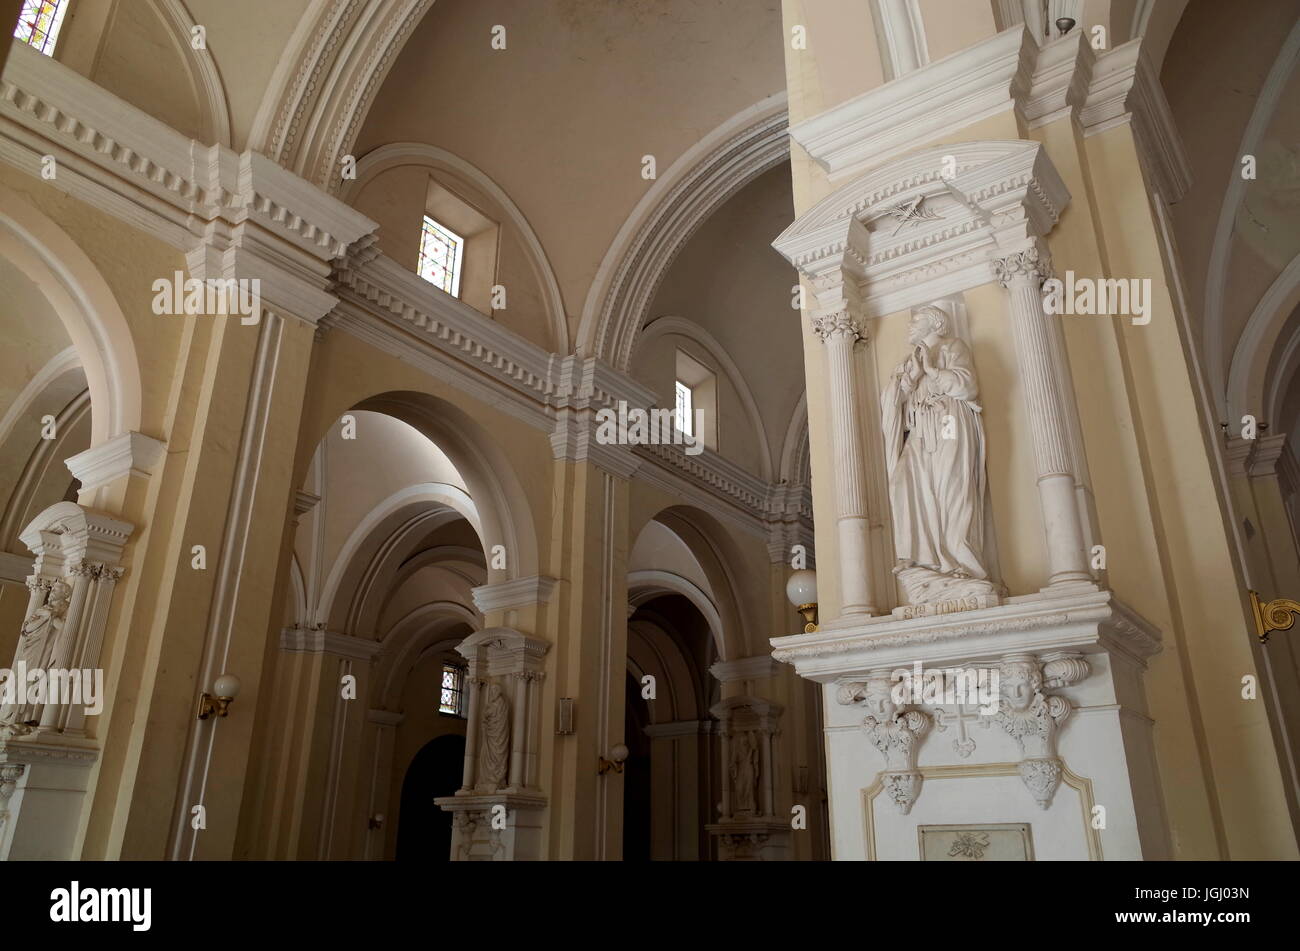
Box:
396, 734, 466, 861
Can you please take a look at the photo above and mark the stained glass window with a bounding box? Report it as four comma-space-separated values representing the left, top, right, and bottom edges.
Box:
417, 215, 465, 297
13, 0, 68, 57
439, 663, 465, 716
675, 380, 694, 436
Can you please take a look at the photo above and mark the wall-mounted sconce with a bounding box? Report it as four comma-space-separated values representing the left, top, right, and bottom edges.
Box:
786, 569, 818, 633
196, 672, 241, 720
1250, 590, 1300, 643
1054, 17, 1076, 36
597, 744, 629, 775
557, 697, 575, 735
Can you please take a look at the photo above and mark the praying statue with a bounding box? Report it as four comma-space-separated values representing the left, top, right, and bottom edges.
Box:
881, 305, 996, 605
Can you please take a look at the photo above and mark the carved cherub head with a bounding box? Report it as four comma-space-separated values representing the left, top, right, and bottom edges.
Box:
862, 674, 899, 722
998, 657, 1043, 714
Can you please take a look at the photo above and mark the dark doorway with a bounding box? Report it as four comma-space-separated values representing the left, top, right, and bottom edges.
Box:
396, 734, 465, 860
622, 671, 653, 861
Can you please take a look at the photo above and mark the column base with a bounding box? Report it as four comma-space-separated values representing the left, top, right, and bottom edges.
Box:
435, 792, 547, 861
706, 817, 792, 860
0, 733, 98, 860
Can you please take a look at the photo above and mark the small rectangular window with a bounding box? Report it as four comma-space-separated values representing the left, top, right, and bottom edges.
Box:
675, 380, 694, 436
439, 663, 466, 716
418, 216, 465, 298
13, 0, 68, 57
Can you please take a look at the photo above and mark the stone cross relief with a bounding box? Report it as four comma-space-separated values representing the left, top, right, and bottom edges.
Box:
840, 653, 1089, 813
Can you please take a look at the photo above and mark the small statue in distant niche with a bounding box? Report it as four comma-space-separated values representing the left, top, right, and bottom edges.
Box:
730, 730, 760, 816
881, 305, 997, 606
479, 682, 511, 791
0, 580, 72, 732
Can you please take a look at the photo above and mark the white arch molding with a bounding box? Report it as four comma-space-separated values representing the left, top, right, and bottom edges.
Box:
1202, 18, 1300, 418
0, 183, 143, 446
628, 568, 726, 660
342, 142, 570, 353
355, 391, 541, 586
314, 482, 480, 630
1228, 253, 1300, 425
157, 0, 232, 147
249, 0, 435, 189
577, 92, 791, 371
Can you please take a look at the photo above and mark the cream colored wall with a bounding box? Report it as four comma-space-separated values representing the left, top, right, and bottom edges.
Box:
356, 0, 787, 334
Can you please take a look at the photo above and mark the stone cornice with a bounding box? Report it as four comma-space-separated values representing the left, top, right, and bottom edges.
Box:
791, 26, 1188, 204
471, 576, 559, 615
774, 140, 1069, 319
0, 44, 376, 322
280, 625, 383, 660
63, 431, 166, 493
0, 45, 809, 544
710, 655, 784, 684
791, 27, 1036, 183
770, 588, 1161, 681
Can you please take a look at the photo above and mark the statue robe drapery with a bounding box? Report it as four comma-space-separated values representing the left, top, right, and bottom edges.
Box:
881, 336, 988, 582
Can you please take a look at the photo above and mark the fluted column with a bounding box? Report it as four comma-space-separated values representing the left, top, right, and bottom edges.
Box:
508, 671, 527, 789
812, 310, 877, 615
993, 244, 1092, 586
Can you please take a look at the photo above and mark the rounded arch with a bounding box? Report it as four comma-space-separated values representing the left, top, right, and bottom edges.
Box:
157, 0, 232, 146
626, 612, 703, 724
628, 569, 725, 664
1199, 18, 1300, 416
1228, 254, 1300, 424
372, 602, 478, 711
344, 391, 539, 585
577, 93, 790, 370
249, 0, 435, 189
315, 482, 480, 632
0, 183, 142, 446
777, 393, 810, 487
342, 142, 569, 352
635, 314, 774, 480
628, 504, 758, 661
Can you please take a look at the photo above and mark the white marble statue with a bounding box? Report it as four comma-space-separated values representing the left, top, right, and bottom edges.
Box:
479, 682, 511, 790
730, 730, 759, 816
0, 580, 72, 731
881, 305, 995, 605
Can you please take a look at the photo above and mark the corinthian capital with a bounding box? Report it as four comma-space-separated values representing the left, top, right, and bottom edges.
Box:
992, 245, 1053, 288
811, 311, 866, 344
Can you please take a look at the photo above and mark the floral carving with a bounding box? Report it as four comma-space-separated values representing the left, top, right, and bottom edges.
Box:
992, 246, 1053, 288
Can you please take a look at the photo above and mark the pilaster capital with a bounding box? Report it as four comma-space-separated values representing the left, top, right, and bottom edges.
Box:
992, 242, 1054, 288
811, 311, 867, 344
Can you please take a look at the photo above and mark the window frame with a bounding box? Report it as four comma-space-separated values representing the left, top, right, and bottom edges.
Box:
417, 214, 466, 299
13, 0, 70, 57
